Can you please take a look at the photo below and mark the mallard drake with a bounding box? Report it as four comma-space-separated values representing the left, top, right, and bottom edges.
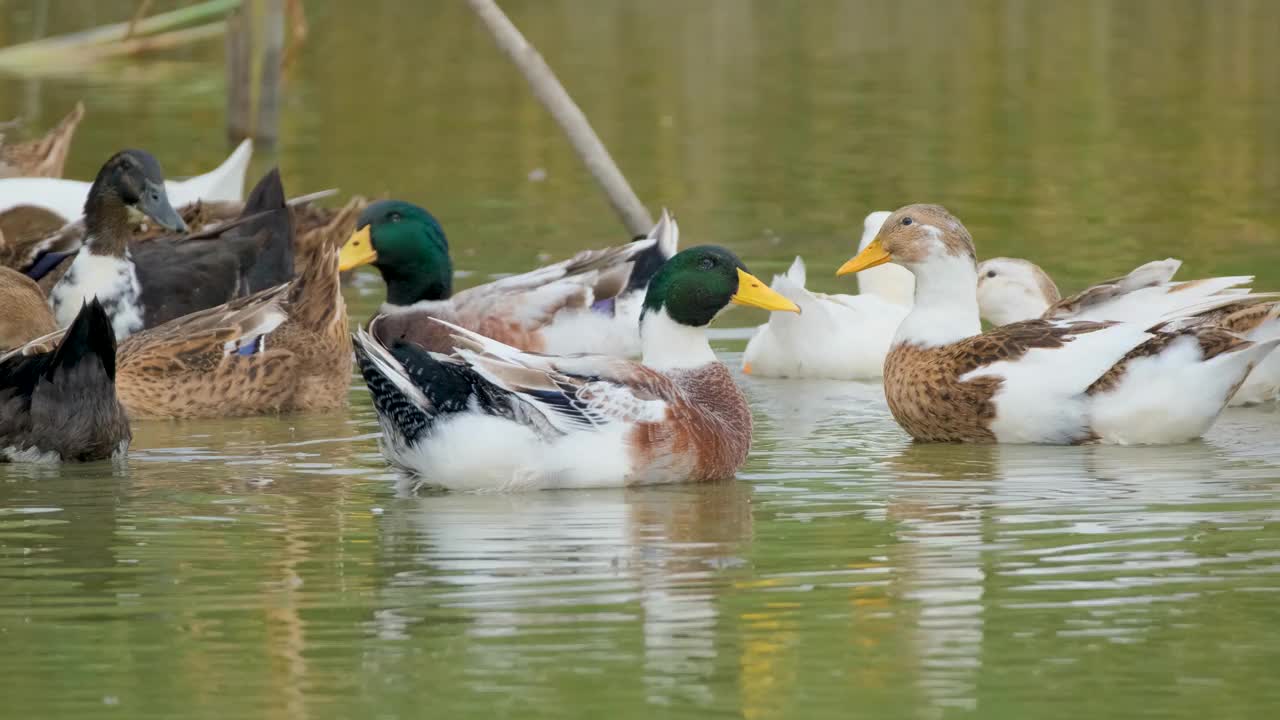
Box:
742, 211, 914, 379
111, 221, 349, 420
836, 204, 1279, 445
0, 267, 55, 349
0, 299, 129, 462
340, 200, 678, 356
0, 102, 85, 179
976, 256, 1278, 405
0, 138, 252, 221
353, 242, 799, 491
47, 156, 294, 340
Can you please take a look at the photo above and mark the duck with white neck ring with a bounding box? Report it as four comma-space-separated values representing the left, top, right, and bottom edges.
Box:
741, 210, 913, 380
354, 242, 800, 491
837, 204, 1280, 445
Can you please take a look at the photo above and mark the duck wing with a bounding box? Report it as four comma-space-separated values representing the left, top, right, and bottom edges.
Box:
1046, 258, 1254, 324
953, 318, 1276, 443
437, 318, 669, 434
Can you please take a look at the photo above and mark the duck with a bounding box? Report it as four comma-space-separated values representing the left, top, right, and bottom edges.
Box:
353, 242, 800, 491
836, 204, 1279, 445
0, 299, 130, 462
340, 200, 678, 356
742, 210, 914, 379
4, 185, 351, 286
111, 213, 350, 420
47, 155, 294, 340
0, 102, 85, 179
0, 138, 252, 221
976, 256, 1253, 326
976, 255, 1278, 405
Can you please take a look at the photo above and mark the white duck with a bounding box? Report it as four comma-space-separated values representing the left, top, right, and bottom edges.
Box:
0, 139, 253, 221
742, 210, 914, 379
836, 204, 1278, 445
976, 256, 1280, 405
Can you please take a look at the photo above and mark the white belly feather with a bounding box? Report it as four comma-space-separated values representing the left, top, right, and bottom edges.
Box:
50, 251, 145, 341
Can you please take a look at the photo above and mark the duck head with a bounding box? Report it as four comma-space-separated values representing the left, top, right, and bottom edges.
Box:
855, 210, 915, 305
341, 200, 452, 306
838, 204, 976, 277
837, 204, 982, 346
975, 257, 1061, 326
85, 149, 187, 249
641, 244, 798, 370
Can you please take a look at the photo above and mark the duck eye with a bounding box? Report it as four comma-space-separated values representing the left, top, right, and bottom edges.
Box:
902, 217, 913, 226
389, 212, 402, 223
986, 270, 997, 278
698, 257, 715, 271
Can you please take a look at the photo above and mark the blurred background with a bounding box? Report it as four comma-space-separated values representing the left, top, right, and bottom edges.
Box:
1, 0, 1276, 294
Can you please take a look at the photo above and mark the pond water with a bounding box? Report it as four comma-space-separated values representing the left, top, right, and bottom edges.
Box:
2, 1, 1280, 718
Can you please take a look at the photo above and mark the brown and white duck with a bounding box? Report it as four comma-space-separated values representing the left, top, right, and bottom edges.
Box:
837, 204, 1278, 445
353, 241, 799, 491
976, 256, 1280, 405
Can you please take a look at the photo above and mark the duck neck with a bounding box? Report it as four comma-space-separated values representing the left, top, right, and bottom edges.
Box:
82, 182, 132, 257
984, 293, 1049, 326
895, 257, 982, 348
640, 307, 716, 371
378, 259, 451, 306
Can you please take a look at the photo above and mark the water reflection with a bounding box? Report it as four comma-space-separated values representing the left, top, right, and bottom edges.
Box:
374, 482, 752, 707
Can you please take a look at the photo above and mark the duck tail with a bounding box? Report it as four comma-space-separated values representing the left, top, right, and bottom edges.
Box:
288, 224, 344, 335
354, 328, 436, 444
241, 168, 295, 292
47, 299, 116, 381
622, 209, 680, 295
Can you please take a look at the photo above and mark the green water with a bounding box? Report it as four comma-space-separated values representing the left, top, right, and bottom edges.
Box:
2, 1, 1280, 718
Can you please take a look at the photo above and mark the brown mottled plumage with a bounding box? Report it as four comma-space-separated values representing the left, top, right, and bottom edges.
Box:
114, 238, 350, 420
841, 203, 1276, 445
883, 320, 1114, 442
0, 102, 85, 179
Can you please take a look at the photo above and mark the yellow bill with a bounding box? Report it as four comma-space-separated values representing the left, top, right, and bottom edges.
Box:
339, 226, 378, 271
837, 237, 891, 276
731, 268, 801, 313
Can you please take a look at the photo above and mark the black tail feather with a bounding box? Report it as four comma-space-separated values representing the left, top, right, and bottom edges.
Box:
354, 334, 515, 444
624, 236, 671, 295
240, 168, 296, 292
47, 300, 116, 381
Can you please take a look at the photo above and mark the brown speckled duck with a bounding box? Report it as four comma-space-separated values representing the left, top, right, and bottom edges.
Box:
113, 222, 351, 420
837, 204, 1279, 445
353, 242, 799, 491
